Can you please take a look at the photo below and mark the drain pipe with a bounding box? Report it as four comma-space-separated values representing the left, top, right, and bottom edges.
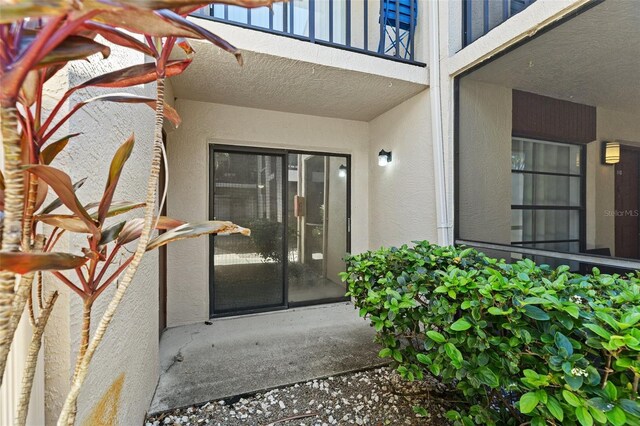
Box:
428, 0, 453, 246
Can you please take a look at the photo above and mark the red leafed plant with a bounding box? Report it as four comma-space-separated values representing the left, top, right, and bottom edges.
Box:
0, 1, 279, 424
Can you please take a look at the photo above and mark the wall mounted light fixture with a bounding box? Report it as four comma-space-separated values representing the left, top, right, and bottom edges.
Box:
378, 149, 392, 167
338, 164, 347, 177
602, 141, 620, 165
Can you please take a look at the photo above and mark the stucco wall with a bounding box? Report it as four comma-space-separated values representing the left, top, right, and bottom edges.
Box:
42, 43, 159, 425
166, 100, 369, 327
188, 13, 428, 86
368, 90, 437, 248
458, 78, 512, 244
590, 107, 640, 255
447, 0, 589, 75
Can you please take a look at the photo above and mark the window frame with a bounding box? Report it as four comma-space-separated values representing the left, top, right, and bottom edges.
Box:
510, 137, 587, 253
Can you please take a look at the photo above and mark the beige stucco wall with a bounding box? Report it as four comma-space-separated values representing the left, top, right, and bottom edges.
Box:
166, 100, 369, 327
40, 43, 159, 425
447, 0, 590, 75
188, 7, 429, 86
458, 78, 512, 244
589, 107, 640, 255
368, 90, 437, 248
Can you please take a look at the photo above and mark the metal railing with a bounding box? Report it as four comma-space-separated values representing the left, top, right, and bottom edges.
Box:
192, 0, 424, 65
463, 0, 537, 47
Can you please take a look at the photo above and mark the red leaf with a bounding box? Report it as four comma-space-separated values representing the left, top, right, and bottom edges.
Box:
117, 216, 186, 245
81, 22, 157, 57
36, 214, 92, 233
146, 220, 250, 251
40, 133, 80, 165
39, 177, 86, 214
98, 135, 134, 225
0, 252, 88, 274
0, 0, 72, 24
74, 94, 181, 127
156, 9, 242, 64
27, 166, 97, 235
35, 179, 49, 211
114, 0, 277, 8
20, 33, 111, 68
92, 8, 204, 38
71, 59, 191, 91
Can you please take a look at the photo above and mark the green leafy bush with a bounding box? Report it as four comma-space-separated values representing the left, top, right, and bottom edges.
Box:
341, 242, 640, 426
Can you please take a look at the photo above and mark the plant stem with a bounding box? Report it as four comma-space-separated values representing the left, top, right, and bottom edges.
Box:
15, 291, 59, 426
21, 174, 38, 250
68, 297, 93, 425
57, 77, 167, 426
93, 245, 121, 287
74, 298, 93, 379
601, 352, 612, 389
633, 355, 639, 399
92, 256, 133, 300
0, 105, 24, 385
3, 236, 45, 385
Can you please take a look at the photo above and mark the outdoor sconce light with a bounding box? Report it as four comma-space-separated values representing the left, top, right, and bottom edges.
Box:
602, 141, 620, 165
338, 164, 347, 177
378, 149, 392, 167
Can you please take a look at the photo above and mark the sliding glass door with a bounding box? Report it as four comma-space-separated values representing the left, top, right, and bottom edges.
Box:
210, 149, 286, 315
287, 153, 349, 305
210, 146, 350, 317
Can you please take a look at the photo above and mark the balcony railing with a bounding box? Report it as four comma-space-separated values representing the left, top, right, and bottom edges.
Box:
193, 0, 424, 65
463, 0, 537, 47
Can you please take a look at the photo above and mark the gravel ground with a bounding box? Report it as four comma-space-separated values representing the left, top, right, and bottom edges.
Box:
146, 367, 451, 426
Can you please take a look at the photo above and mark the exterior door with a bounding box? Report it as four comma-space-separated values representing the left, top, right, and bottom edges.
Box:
615, 148, 640, 259
209, 146, 350, 317
210, 148, 287, 316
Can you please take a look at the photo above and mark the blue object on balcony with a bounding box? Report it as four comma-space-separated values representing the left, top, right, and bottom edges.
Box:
378, 0, 418, 59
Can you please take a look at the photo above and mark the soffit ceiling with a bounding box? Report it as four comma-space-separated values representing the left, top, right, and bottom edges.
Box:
466, 0, 640, 114
169, 41, 426, 122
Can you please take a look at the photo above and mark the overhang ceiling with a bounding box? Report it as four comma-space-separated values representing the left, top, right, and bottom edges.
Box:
466, 0, 640, 114
169, 39, 427, 122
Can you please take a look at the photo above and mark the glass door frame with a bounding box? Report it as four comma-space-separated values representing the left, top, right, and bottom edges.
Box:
208, 144, 351, 318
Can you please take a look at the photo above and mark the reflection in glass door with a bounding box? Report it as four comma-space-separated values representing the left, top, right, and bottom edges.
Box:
210, 150, 286, 315
210, 146, 349, 317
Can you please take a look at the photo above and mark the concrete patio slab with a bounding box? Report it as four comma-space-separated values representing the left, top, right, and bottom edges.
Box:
148, 302, 385, 414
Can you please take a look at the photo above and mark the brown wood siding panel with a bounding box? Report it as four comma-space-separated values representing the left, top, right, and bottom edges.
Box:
615, 149, 640, 259
512, 90, 596, 144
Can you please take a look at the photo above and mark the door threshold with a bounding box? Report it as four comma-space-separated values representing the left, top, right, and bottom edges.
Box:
209, 301, 352, 322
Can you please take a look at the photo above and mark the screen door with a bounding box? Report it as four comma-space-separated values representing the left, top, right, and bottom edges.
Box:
210, 149, 286, 315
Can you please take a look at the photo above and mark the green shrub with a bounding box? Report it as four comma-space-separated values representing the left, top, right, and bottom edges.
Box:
341, 241, 640, 426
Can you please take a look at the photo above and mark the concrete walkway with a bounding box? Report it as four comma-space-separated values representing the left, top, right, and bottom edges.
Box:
149, 302, 384, 414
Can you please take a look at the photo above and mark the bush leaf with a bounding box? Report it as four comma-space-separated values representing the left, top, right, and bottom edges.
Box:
523, 305, 550, 321
426, 330, 446, 343
519, 392, 539, 414
450, 318, 472, 331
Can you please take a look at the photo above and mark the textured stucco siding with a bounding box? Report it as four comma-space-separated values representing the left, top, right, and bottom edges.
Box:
187, 8, 429, 86
458, 78, 512, 245
368, 90, 437, 248
42, 42, 159, 425
447, 0, 589, 76
166, 100, 369, 327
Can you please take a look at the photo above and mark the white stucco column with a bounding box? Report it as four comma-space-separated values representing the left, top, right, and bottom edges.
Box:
0, 310, 45, 425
